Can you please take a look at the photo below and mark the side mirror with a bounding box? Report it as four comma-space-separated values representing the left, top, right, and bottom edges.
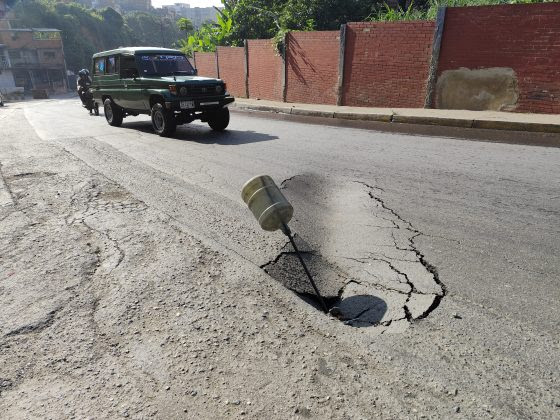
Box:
193, 68, 198, 76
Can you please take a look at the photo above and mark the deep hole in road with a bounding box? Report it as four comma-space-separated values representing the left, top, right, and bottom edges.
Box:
260, 242, 388, 328
258, 174, 447, 329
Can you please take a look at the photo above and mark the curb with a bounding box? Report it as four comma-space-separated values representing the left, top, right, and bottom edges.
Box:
233, 103, 560, 134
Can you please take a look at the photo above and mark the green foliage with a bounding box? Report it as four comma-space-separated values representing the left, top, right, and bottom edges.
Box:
178, 2, 234, 54
369, 0, 554, 22
11, 0, 182, 71
370, 2, 425, 21
179, 0, 376, 54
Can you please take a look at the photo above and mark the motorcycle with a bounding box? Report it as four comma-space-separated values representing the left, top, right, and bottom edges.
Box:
77, 76, 99, 115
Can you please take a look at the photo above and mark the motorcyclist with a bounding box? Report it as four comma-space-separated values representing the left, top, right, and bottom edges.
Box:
77, 69, 91, 107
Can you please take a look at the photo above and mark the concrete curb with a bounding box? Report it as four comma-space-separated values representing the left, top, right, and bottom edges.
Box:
471, 120, 560, 134
233, 102, 560, 134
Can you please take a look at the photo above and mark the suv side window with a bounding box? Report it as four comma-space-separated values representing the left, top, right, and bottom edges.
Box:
106, 56, 118, 74
94, 57, 105, 74
120, 55, 138, 79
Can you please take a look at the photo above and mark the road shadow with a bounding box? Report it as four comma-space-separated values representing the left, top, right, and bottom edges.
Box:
333, 294, 388, 328
120, 120, 278, 145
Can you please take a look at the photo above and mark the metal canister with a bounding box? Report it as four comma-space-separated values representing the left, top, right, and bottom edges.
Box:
241, 175, 294, 232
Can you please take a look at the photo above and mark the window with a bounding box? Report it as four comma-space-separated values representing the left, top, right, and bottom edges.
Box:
120, 55, 138, 78
106, 56, 117, 74
94, 57, 105, 74
136, 54, 195, 77
43, 51, 56, 60
8, 50, 21, 59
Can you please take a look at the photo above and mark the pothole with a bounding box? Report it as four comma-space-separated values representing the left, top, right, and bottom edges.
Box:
259, 175, 447, 330
262, 248, 391, 327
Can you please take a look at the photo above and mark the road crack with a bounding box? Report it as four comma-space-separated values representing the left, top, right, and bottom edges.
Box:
4, 306, 63, 338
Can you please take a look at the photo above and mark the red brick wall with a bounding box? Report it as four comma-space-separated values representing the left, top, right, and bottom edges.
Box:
342, 21, 435, 108
285, 31, 340, 105
437, 3, 560, 114
217, 46, 246, 98
247, 39, 283, 101
194, 52, 217, 78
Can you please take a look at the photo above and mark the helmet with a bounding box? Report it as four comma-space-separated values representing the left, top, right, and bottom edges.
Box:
78, 69, 89, 77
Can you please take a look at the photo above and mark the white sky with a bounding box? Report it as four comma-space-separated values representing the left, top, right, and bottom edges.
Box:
151, 0, 222, 7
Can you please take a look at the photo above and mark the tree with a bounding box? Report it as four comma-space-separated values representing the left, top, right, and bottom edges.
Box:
11, 0, 183, 70
177, 17, 194, 39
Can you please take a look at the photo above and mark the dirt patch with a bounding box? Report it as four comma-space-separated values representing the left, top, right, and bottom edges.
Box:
436, 67, 518, 111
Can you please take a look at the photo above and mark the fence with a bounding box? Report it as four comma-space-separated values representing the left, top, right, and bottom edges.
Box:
193, 3, 560, 114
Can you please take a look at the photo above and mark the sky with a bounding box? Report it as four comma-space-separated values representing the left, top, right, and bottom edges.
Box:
151, 0, 222, 8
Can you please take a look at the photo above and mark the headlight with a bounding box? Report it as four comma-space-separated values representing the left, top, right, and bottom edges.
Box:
169, 85, 177, 95
179, 86, 188, 96
215, 84, 224, 94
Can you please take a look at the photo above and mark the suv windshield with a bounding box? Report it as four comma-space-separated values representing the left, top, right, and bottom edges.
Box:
136, 54, 195, 76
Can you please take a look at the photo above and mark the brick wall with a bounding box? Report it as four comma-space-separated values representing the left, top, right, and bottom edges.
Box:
193, 52, 217, 78
342, 21, 434, 108
217, 46, 246, 98
285, 31, 340, 105
437, 3, 560, 114
247, 39, 283, 101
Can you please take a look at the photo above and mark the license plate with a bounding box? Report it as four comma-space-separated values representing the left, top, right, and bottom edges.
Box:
180, 100, 195, 109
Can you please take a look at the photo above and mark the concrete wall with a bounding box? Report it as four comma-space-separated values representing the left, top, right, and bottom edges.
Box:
436, 3, 560, 114
216, 46, 246, 98
342, 21, 435, 108
285, 31, 340, 105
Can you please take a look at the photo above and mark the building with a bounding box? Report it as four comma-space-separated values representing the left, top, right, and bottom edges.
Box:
91, 0, 151, 13
0, 27, 68, 96
160, 3, 218, 28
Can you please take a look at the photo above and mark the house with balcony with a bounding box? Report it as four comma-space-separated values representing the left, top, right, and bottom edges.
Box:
0, 27, 68, 97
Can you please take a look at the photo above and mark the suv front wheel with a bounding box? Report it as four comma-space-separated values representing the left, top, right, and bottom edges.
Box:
151, 103, 176, 137
207, 108, 230, 131
104, 98, 123, 127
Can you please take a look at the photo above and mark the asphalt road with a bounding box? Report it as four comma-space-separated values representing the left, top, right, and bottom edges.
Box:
1, 97, 559, 419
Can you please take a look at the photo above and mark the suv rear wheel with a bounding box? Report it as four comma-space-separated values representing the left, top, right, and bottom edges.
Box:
151, 103, 176, 137
207, 108, 230, 131
104, 98, 123, 127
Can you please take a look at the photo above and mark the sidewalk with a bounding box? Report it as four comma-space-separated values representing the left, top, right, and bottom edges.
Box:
233, 98, 560, 134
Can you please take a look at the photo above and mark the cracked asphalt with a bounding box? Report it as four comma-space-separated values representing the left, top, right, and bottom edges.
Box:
0, 97, 559, 419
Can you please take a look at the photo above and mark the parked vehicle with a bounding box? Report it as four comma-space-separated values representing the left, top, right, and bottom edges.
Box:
0, 91, 4, 107
90, 47, 234, 136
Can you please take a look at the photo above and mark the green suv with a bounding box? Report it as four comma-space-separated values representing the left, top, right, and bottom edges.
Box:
91, 47, 234, 136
